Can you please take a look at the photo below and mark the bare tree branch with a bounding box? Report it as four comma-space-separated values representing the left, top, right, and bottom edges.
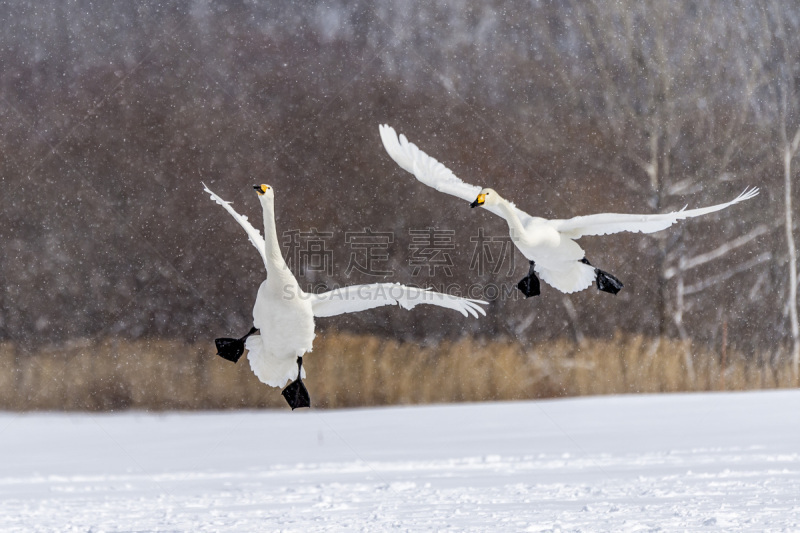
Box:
683, 252, 772, 296
663, 224, 771, 279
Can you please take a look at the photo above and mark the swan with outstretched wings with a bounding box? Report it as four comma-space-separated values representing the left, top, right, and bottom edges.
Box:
204, 184, 487, 409
380, 124, 759, 296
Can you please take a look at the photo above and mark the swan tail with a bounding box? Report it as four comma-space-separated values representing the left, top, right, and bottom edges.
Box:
536, 261, 597, 294
244, 335, 307, 388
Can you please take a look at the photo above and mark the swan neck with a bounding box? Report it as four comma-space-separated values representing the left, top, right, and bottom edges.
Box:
497, 197, 526, 237
261, 199, 291, 278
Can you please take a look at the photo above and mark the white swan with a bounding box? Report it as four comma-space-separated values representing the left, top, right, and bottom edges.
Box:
204, 184, 487, 409
379, 124, 760, 296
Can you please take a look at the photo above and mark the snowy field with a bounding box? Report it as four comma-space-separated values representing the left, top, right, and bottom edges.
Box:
0, 391, 798, 532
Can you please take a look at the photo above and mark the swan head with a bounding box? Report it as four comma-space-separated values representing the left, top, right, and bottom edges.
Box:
253, 184, 274, 200
470, 188, 499, 208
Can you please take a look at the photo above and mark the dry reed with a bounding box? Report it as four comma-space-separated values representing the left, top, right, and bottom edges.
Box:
0, 332, 794, 411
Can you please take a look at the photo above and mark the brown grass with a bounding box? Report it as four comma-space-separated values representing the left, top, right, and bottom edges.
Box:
0, 333, 794, 411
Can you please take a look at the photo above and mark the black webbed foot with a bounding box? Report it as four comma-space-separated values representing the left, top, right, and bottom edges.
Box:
518, 275, 541, 297
282, 357, 310, 410
581, 258, 623, 294
215, 326, 257, 363
214, 337, 246, 362
282, 378, 310, 410
596, 270, 624, 294
517, 260, 541, 298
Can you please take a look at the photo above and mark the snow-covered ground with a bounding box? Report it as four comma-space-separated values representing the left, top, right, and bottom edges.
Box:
0, 391, 798, 532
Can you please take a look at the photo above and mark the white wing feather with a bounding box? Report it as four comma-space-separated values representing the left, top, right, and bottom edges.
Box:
552, 187, 760, 239
379, 124, 481, 202
380, 124, 537, 226
308, 282, 487, 319
203, 184, 267, 266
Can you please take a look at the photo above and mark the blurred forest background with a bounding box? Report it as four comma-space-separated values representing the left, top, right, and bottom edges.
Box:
1, 0, 799, 409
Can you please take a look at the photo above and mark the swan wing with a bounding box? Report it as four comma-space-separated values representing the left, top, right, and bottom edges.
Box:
308, 282, 487, 318
380, 124, 482, 202
203, 184, 267, 265
380, 124, 536, 225
551, 187, 759, 239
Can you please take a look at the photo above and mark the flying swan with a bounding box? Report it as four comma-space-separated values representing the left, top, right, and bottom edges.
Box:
379, 124, 760, 297
204, 184, 487, 410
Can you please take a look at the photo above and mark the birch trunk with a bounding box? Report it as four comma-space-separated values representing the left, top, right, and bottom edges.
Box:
784, 140, 800, 382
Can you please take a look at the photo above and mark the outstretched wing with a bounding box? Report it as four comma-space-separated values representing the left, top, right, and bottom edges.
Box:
380, 124, 481, 202
203, 184, 267, 266
308, 282, 487, 318
551, 187, 760, 239
380, 124, 536, 225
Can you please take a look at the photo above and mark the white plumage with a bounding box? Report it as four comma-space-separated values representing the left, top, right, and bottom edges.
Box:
204, 184, 487, 389
380, 124, 760, 294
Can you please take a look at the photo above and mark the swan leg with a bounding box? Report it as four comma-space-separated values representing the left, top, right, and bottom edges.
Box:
282, 357, 311, 410
215, 326, 258, 363
580, 258, 624, 295
517, 260, 541, 298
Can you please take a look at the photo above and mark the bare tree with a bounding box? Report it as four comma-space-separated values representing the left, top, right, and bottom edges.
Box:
774, 4, 800, 382
744, 1, 800, 381
532, 1, 765, 354
780, 114, 800, 383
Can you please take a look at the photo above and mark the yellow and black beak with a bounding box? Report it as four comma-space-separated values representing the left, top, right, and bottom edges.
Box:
253, 184, 269, 195
470, 193, 486, 208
